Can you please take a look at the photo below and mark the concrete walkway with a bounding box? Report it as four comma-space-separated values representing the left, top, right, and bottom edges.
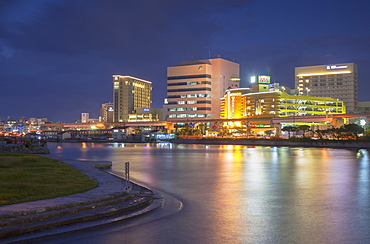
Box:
0, 155, 164, 243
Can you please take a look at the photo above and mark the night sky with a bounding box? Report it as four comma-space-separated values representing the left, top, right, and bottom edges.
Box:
1, 0, 370, 122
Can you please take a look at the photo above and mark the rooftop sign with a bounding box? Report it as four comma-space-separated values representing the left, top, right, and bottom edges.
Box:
258, 75, 270, 84
326, 65, 348, 70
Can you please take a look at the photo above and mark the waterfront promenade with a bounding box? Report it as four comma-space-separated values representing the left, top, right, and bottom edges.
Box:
0, 155, 163, 243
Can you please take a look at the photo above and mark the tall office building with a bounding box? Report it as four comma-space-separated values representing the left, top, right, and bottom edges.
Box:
99, 103, 114, 122
166, 58, 240, 120
113, 75, 152, 122
295, 63, 358, 112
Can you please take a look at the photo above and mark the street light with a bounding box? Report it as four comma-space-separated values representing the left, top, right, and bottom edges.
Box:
360, 119, 367, 136
360, 119, 366, 127
325, 110, 330, 130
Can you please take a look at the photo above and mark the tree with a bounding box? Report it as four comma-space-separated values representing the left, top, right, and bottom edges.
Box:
315, 129, 325, 139
332, 127, 345, 140
343, 124, 364, 139
282, 126, 297, 139
265, 130, 274, 137
297, 125, 311, 138
365, 125, 370, 136
198, 123, 207, 135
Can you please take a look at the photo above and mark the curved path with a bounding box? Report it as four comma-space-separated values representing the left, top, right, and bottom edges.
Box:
0, 155, 183, 243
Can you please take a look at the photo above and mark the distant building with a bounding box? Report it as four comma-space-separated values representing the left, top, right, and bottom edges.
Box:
28, 117, 49, 134
270, 83, 295, 95
112, 126, 136, 140
250, 75, 271, 93
29, 118, 49, 124
3, 116, 27, 134
81, 113, 89, 123
357, 101, 370, 113
295, 63, 358, 112
166, 58, 240, 120
128, 108, 163, 122
113, 75, 152, 122
100, 103, 114, 122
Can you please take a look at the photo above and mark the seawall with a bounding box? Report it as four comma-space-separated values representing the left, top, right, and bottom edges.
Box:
171, 139, 370, 149
0, 144, 50, 154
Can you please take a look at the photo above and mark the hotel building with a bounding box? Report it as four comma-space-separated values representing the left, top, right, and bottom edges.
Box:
113, 75, 152, 122
166, 58, 240, 120
295, 63, 358, 112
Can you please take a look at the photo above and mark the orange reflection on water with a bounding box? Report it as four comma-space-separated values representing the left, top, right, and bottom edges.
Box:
81, 142, 87, 148
209, 145, 245, 239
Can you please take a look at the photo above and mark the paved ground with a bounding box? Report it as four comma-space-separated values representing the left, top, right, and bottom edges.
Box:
0, 155, 164, 243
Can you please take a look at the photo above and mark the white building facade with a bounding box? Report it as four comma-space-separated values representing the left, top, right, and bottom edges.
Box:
166, 58, 240, 120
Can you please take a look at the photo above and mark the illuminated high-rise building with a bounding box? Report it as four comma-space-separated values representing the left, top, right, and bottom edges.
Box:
113, 75, 152, 122
295, 63, 358, 112
166, 58, 240, 120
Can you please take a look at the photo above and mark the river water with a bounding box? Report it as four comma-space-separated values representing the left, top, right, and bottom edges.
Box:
40, 142, 370, 243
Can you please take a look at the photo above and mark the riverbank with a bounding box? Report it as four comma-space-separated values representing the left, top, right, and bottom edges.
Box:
171, 138, 370, 149
0, 154, 98, 206
0, 144, 50, 154
0, 155, 163, 243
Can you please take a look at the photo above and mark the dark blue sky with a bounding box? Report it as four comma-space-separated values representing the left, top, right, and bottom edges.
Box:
1, 0, 370, 122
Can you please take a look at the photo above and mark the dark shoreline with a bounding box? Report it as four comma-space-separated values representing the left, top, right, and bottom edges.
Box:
170, 138, 370, 149
36, 139, 370, 150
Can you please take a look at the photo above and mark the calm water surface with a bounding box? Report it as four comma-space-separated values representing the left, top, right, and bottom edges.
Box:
42, 142, 370, 244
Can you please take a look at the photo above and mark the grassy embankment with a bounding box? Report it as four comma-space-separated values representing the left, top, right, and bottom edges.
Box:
0, 154, 98, 207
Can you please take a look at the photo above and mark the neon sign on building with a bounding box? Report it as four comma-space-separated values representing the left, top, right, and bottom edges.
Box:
258, 75, 270, 84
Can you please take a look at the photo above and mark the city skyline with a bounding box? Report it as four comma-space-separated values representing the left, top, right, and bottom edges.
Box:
1, 0, 370, 122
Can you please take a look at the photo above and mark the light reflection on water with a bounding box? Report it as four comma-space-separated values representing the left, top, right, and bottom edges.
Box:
47, 142, 370, 243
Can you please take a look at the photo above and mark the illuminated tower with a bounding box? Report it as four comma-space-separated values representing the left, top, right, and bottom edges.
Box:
113, 75, 152, 122
295, 63, 358, 112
